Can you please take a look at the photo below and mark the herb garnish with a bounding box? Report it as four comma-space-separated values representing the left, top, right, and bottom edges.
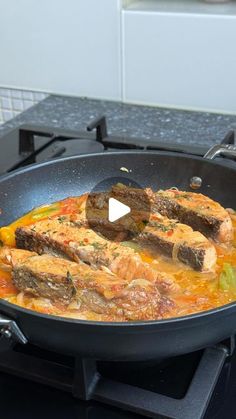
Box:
113, 252, 120, 258
58, 216, 67, 223
149, 221, 176, 232
67, 271, 73, 282
92, 242, 106, 250
175, 193, 191, 200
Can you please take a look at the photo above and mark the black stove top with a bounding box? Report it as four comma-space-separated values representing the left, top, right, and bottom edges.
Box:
0, 116, 236, 419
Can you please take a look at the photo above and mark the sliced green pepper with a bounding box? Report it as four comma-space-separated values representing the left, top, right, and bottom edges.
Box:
31, 204, 60, 220
121, 241, 141, 252
219, 263, 236, 291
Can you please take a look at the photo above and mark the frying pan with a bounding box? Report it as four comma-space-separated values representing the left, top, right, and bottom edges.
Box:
0, 150, 235, 361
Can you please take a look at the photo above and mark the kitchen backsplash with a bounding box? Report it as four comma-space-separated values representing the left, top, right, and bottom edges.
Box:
0, 88, 48, 125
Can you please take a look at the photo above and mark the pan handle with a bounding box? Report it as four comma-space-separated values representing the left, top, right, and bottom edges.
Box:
204, 144, 236, 160
0, 313, 27, 351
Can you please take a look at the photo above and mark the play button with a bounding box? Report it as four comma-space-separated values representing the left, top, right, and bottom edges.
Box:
108, 198, 130, 223
85, 177, 151, 242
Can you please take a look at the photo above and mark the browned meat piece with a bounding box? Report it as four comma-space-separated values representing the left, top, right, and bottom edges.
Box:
93, 184, 232, 243
3, 248, 174, 320
136, 213, 217, 272
84, 186, 150, 240
15, 218, 179, 294
78, 279, 173, 321
73, 207, 135, 241
0, 247, 38, 267
70, 208, 216, 272
16, 219, 114, 266
0, 248, 76, 304
152, 189, 233, 243
92, 185, 152, 213
84, 185, 217, 270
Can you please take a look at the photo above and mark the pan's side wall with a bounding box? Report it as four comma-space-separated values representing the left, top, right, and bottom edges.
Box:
0, 152, 235, 225
1, 300, 236, 361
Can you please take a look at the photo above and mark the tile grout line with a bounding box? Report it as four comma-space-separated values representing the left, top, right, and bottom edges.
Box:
0, 87, 49, 124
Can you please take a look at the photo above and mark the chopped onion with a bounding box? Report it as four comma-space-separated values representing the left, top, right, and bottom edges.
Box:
226, 208, 235, 214
67, 299, 82, 310
0, 263, 11, 272
16, 292, 25, 305
128, 278, 151, 288
100, 266, 116, 276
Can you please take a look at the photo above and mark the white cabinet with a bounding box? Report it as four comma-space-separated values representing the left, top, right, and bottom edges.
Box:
0, 0, 121, 100
1, 0, 236, 112
122, 3, 236, 112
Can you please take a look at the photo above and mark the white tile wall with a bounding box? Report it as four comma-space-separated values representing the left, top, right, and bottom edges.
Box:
0, 88, 48, 124
0, 0, 121, 102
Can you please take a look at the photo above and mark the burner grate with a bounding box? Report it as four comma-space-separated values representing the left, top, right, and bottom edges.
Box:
1, 116, 235, 174
0, 337, 234, 419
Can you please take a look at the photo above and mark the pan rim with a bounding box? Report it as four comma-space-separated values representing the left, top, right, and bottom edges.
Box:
0, 150, 235, 328
0, 150, 235, 184
1, 297, 236, 329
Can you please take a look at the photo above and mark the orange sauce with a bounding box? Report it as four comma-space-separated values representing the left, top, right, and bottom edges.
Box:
0, 270, 17, 297
142, 215, 236, 318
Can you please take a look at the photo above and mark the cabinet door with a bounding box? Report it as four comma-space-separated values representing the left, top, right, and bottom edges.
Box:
123, 9, 236, 112
0, 0, 121, 100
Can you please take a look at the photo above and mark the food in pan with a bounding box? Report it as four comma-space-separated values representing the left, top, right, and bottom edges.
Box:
0, 186, 235, 322
67, 209, 216, 272
15, 222, 179, 294
111, 185, 233, 242
151, 189, 233, 243
1, 248, 173, 321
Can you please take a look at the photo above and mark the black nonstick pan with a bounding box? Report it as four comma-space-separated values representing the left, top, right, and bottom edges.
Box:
0, 150, 235, 361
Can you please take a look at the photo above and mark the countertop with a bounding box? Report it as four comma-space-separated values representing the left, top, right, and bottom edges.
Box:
0, 95, 236, 146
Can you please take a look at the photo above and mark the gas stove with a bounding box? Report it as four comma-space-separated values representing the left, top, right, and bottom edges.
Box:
0, 116, 236, 419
